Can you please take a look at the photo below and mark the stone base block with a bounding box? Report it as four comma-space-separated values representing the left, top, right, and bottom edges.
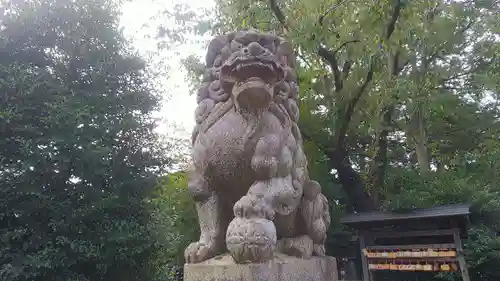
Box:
184, 253, 338, 281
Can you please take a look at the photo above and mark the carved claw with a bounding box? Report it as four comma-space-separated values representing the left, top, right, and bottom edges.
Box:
233, 195, 274, 220
184, 241, 219, 264
277, 235, 313, 259
313, 244, 326, 256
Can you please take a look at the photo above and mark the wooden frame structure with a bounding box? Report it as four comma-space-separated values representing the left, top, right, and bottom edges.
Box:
340, 203, 471, 281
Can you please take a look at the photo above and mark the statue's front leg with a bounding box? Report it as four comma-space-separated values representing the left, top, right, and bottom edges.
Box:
226, 134, 282, 263
184, 172, 227, 263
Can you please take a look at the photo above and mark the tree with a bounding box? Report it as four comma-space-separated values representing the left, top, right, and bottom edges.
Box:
152, 172, 198, 266
209, 0, 499, 212
0, 0, 170, 280
160, 0, 500, 280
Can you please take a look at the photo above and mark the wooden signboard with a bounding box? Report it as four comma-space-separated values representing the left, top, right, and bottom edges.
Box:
341, 204, 471, 281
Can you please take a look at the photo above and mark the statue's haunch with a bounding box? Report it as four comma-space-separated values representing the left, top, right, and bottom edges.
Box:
185, 29, 331, 264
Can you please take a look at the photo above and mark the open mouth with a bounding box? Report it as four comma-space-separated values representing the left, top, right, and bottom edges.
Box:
220, 58, 283, 84
232, 76, 274, 107
220, 56, 284, 110
234, 77, 272, 93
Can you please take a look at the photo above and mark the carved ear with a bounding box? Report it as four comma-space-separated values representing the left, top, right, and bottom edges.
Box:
277, 40, 294, 67
261, 33, 277, 53
206, 35, 228, 67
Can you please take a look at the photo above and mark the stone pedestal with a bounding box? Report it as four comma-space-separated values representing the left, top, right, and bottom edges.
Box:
184, 253, 338, 281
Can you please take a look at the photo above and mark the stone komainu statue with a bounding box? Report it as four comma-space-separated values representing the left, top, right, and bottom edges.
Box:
185, 29, 331, 264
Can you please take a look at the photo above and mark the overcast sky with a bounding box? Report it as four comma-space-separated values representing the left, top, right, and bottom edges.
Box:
120, 0, 215, 139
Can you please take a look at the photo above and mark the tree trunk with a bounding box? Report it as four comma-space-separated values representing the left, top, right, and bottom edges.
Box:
269, 0, 403, 213
414, 109, 430, 174
333, 155, 375, 212
409, 49, 431, 174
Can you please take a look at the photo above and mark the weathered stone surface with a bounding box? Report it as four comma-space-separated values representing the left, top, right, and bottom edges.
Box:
184, 253, 338, 281
185, 29, 331, 264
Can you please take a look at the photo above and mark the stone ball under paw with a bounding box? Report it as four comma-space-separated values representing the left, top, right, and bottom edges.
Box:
226, 217, 277, 263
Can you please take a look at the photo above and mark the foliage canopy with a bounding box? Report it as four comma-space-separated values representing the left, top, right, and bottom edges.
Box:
0, 0, 171, 280
163, 0, 500, 280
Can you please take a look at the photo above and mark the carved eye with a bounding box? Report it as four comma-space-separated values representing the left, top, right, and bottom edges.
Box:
262, 42, 276, 54
221, 46, 232, 61
230, 41, 243, 51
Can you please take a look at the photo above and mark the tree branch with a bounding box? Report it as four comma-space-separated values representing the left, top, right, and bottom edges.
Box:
385, 0, 402, 40
426, 20, 475, 65
318, 47, 342, 92
333, 40, 360, 53
317, 40, 359, 92
301, 130, 374, 212
333, 0, 403, 153
336, 59, 375, 151
367, 39, 403, 207
269, 0, 406, 212
270, 0, 360, 93
269, 0, 287, 28
318, 0, 353, 26
368, 107, 393, 207
342, 60, 352, 80
398, 58, 411, 73
440, 56, 496, 84
364, 0, 405, 204
390, 49, 401, 76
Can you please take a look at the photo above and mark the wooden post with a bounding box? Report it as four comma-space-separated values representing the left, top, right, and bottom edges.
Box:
345, 258, 358, 280
452, 228, 470, 281
359, 233, 371, 281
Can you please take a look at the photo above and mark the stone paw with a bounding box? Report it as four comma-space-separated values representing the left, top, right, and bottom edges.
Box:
184, 241, 218, 264
313, 244, 326, 256
277, 235, 313, 259
233, 195, 274, 220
